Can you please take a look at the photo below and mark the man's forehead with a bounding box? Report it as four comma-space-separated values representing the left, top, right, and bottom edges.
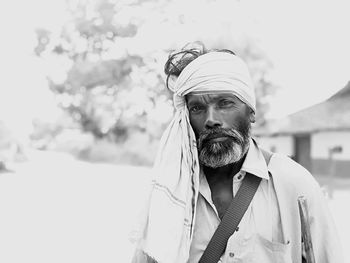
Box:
186, 92, 239, 103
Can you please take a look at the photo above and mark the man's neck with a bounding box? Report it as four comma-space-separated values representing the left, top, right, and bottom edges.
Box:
203, 154, 247, 185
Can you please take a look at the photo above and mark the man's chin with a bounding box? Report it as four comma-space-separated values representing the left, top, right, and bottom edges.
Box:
198, 141, 250, 168
199, 150, 242, 168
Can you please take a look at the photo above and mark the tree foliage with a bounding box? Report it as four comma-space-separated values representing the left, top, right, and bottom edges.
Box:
35, 0, 169, 141
239, 43, 277, 126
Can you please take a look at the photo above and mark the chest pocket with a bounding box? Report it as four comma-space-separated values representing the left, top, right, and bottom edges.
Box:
223, 234, 292, 263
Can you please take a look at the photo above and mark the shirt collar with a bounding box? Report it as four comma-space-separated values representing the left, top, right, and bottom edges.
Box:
241, 138, 270, 180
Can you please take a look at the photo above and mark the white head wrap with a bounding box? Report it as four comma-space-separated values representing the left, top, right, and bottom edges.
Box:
169, 51, 256, 112
131, 52, 255, 263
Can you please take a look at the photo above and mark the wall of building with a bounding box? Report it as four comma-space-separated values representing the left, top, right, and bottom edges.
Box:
256, 131, 350, 178
311, 131, 350, 160
255, 135, 294, 157
311, 131, 350, 177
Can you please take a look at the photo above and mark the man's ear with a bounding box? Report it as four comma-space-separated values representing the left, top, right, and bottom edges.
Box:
250, 110, 256, 123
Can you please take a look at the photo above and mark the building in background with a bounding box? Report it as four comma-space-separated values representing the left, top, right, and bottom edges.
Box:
254, 81, 350, 178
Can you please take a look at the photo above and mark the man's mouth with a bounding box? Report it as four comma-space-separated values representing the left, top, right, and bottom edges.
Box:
208, 136, 228, 142
203, 134, 230, 143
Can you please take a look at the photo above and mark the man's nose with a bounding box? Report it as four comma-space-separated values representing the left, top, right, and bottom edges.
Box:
205, 107, 222, 129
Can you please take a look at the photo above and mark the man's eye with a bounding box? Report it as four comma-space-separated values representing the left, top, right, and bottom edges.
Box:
219, 100, 234, 107
189, 105, 203, 113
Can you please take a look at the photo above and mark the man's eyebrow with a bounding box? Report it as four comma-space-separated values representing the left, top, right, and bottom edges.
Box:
186, 96, 203, 105
187, 100, 203, 107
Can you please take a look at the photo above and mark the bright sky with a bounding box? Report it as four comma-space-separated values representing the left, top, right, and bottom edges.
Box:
0, 0, 349, 136
250, 0, 350, 118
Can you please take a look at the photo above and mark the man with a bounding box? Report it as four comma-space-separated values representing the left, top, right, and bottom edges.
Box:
131, 43, 343, 263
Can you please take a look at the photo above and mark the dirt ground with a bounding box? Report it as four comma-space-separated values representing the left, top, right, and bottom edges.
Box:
0, 151, 349, 262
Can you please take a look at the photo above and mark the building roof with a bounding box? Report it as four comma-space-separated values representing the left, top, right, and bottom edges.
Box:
254, 81, 350, 136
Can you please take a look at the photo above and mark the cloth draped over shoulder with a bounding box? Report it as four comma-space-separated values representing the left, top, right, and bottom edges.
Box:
129, 52, 256, 263
268, 153, 344, 263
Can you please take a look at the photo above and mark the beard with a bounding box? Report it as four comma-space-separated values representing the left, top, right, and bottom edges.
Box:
197, 123, 251, 168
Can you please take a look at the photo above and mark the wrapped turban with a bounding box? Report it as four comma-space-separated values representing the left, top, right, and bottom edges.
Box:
168, 51, 256, 112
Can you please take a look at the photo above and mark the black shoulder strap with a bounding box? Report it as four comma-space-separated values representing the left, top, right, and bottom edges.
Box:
199, 147, 273, 263
199, 172, 261, 263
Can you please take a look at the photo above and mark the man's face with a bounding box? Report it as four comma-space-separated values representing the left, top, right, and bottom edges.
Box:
186, 93, 253, 168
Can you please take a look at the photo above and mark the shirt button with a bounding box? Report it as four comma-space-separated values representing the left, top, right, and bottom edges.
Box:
229, 252, 235, 257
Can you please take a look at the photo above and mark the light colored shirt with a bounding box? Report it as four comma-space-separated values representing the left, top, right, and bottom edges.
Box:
188, 139, 288, 263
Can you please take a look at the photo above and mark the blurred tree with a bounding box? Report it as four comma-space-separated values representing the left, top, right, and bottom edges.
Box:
0, 121, 25, 170
34, 0, 169, 142
239, 43, 277, 126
